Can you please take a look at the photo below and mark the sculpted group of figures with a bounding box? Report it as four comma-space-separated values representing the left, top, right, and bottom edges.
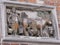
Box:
6, 7, 54, 37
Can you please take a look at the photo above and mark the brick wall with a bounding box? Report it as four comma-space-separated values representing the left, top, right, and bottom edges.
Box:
0, 42, 60, 45
1, 0, 60, 45
19, 0, 36, 3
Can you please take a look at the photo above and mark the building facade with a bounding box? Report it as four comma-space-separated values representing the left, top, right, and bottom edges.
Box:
0, 0, 60, 45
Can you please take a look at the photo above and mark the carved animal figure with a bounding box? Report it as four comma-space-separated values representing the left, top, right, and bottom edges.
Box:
36, 17, 52, 37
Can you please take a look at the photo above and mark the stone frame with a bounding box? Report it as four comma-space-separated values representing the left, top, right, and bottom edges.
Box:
0, 1, 59, 43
